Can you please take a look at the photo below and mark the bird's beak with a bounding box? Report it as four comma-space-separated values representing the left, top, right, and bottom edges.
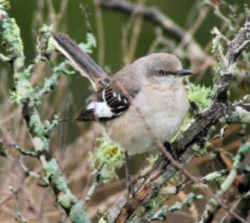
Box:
178, 69, 193, 76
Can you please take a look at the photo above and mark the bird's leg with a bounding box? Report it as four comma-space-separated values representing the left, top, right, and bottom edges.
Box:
163, 141, 178, 161
125, 151, 135, 198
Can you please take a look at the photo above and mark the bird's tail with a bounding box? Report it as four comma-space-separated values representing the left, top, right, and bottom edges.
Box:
51, 32, 110, 90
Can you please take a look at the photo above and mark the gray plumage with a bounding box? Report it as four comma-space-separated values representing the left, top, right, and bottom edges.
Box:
51, 33, 192, 155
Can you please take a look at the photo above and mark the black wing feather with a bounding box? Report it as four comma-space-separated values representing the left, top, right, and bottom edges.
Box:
103, 85, 130, 113
76, 83, 131, 122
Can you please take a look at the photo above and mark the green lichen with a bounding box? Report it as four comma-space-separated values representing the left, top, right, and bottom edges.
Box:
39, 24, 53, 34
55, 175, 69, 192
43, 159, 68, 192
89, 137, 125, 183
142, 194, 166, 220
46, 35, 55, 52
0, 0, 11, 10
186, 83, 213, 110
58, 191, 77, 209
38, 24, 55, 56
239, 142, 250, 153
192, 182, 209, 190
149, 193, 203, 221
233, 106, 250, 124
202, 170, 228, 186
70, 202, 91, 223
43, 159, 59, 178
140, 152, 160, 175
1, 17, 24, 59
21, 65, 33, 79
79, 33, 96, 54
35, 73, 59, 99
29, 113, 45, 136
211, 28, 227, 68
54, 60, 75, 76
150, 205, 168, 221
9, 78, 33, 104
209, 198, 218, 207
44, 115, 60, 134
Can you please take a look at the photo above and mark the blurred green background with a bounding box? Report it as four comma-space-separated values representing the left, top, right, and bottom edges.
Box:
9, 0, 218, 68
9, 0, 249, 69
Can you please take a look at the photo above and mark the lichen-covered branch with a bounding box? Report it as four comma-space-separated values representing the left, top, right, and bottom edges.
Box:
228, 96, 250, 124
199, 143, 250, 223
12, 144, 40, 158
0, 2, 91, 223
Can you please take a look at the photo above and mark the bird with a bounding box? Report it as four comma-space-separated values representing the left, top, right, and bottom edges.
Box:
51, 33, 192, 156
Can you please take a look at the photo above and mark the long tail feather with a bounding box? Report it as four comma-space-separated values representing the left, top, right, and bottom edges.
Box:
51, 32, 109, 90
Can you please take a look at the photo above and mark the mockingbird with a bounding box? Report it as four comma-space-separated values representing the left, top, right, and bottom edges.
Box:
51, 33, 192, 156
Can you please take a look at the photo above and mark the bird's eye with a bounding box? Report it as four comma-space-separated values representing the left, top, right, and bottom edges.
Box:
157, 70, 175, 76
158, 70, 165, 75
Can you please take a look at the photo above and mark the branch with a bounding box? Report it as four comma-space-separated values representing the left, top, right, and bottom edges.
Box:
100, 0, 213, 65
101, 0, 183, 40
0, 3, 91, 223
228, 96, 250, 124
103, 8, 250, 223
12, 144, 40, 158
199, 143, 250, 223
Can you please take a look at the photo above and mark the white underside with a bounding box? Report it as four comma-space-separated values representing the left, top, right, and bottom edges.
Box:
105, 82, 189, 155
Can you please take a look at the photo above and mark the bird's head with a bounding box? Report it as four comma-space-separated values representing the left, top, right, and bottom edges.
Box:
136, 53, 192, 86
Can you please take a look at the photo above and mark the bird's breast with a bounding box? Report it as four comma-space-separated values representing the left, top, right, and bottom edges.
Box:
105, 84, 189, 155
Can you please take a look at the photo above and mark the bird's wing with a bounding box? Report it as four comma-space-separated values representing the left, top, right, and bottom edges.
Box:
51, 32, 110, 90
51, 32, 141, 122
76, 82, 131, 121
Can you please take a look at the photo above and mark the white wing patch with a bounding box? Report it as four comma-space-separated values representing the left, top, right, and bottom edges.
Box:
87, 101, 114, 118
